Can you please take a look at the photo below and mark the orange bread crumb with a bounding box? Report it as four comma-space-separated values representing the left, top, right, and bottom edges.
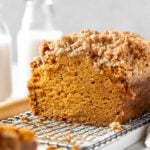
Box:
109, 122, 122, 132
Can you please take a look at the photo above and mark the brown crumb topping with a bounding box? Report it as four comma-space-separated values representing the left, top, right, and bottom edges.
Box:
109, 122, 122, 132
33, 29, 150, 72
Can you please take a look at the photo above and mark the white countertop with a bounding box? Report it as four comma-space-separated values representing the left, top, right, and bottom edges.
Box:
127, 141, 149, 150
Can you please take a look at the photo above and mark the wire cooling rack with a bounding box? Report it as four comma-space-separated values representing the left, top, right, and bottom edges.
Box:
0, 111, 150, 149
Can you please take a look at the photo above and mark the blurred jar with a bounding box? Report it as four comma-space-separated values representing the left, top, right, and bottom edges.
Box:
0, 8, 12, 101
17, 0, 62, 97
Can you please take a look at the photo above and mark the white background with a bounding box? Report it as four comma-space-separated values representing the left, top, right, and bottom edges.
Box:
0, 0, 150, 61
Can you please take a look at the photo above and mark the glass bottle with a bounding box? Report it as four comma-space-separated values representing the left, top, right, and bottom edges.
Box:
0, 8, 12, 101
17, 0, 62, 97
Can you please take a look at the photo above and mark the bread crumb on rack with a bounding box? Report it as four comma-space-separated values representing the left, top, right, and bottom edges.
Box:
72, 145, 80, 150
66, 134, 72, 143
109, 122, 122, 132
21, 116, 31, 122
46, 145, 57, 150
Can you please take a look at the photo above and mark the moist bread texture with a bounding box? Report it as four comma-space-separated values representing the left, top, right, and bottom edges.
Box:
0, 124, 37, 150
28, 29, 150, 126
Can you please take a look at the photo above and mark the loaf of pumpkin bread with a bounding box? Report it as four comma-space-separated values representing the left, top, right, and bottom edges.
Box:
28, 29, 150, 126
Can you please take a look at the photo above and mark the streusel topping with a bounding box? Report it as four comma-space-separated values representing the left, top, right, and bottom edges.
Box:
36, 29, 150, 69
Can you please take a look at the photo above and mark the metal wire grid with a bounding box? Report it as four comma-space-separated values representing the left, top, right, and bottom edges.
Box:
0, 112, 150, 149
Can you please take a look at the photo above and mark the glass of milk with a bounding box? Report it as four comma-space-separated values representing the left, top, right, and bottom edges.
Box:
17, 0, 62, 97
0, 11, 12, 101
